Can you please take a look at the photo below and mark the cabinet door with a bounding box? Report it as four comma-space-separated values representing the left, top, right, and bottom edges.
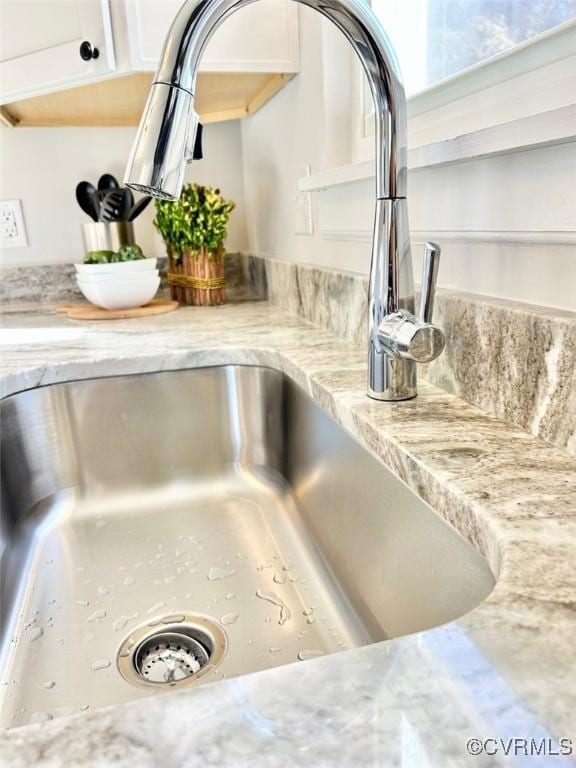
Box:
127, 0, 299, 73
0, 0, 115, 103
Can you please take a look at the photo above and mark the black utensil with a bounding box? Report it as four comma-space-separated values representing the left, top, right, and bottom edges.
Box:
193, 123, 204, 160
101, 189, 131, 222
128, 196, 153, 221
76, 181, 100, 221
97, 173, 119, 194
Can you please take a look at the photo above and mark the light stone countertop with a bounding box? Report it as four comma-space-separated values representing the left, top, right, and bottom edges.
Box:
0, 300, 575, 768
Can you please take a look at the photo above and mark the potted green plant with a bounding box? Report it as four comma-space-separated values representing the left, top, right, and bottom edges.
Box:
154, 183, 235, 306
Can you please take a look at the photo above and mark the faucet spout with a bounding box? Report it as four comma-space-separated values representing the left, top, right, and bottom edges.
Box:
125, 0, 444, 400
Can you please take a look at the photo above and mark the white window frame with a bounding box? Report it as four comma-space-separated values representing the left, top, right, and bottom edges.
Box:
300, 15, 576, 191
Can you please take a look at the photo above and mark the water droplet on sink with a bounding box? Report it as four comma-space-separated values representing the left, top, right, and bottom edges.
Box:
123, 576, 134, 586
118, 637, 136, 658
208, 567, 235, 581
273, 572, 287, 584
225, 593, 235, 600
220, 613, 239, 625
255, 590, 292, 625
162, 614, 185, 624
236, 553, 247, 560
80, 704, 90, 712
112, 612, 139, 632
306, 616, 316, 625
90, 659, 111, 672
87, 609, 106, 623
147, 602, 165, 615
163, 575, 176, 584
97, 585, 110, 596
42, 681, 55, 690
75, 599, 89, 608
269, 647, 281, 654
297, 650, 324, 661
28, 627, 44, 642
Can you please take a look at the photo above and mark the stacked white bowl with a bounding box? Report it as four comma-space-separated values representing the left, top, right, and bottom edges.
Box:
75, 258, 160, 310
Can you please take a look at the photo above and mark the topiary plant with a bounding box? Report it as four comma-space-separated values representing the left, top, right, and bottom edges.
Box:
153, 183, 235, 260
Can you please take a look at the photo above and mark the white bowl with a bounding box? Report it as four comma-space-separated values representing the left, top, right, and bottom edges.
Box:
75, 258, 157, 276
76, 268, 159, 285
77, 273, 160, 310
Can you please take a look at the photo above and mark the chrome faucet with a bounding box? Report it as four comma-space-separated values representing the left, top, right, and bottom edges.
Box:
125, 0, 445, 400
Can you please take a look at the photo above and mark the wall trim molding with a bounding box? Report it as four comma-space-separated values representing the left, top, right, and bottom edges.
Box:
319, 227, 576, 246
412, 230, 576, 246
300, 103, 576, 191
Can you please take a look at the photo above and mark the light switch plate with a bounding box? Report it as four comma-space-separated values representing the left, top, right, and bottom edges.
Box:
294, 164, 314, 236
0, 199, 28, 248
293, 190, 313, 235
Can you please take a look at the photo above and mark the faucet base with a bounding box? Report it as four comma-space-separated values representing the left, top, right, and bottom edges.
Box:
367, 389, 417, 402
367, 347, 417, 401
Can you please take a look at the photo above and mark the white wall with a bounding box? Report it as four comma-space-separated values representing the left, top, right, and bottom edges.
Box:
0, 121, 248, 267
241, 8, 576, 311
241, 9, 369, 274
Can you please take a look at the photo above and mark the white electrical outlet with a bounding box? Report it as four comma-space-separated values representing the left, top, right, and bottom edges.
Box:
0, 200, 28, 248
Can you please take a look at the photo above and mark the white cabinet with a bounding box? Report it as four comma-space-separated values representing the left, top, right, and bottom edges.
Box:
0, 0, 299, 126
0, 0, 116, 102
125, 0, 299, 73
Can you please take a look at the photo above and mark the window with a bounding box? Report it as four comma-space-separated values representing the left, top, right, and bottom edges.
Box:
354, 0, 576, 159
372, 0, 576, 96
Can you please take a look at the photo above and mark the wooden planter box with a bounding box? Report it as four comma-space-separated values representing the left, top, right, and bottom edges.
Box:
167, 246, 226, 306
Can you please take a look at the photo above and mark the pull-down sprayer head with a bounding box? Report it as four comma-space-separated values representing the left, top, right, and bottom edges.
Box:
125, 83, 199, 200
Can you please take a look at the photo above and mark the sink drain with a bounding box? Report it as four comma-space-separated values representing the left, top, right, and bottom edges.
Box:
136, 632, 209, 683
117, 614, 227, 689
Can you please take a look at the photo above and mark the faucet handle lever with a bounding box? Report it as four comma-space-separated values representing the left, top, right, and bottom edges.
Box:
419, 242, 441, 323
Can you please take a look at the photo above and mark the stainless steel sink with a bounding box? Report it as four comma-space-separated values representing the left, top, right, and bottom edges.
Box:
0, 365, 494, 728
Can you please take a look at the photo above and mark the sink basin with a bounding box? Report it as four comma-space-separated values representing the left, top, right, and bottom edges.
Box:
0, 365, 494, 727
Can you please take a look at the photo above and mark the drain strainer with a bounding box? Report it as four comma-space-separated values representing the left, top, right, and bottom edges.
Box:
136, 632, 209, 683
117, 614, 227, 689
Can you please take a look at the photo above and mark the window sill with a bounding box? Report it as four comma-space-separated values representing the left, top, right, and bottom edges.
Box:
298, 103, 576, 192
